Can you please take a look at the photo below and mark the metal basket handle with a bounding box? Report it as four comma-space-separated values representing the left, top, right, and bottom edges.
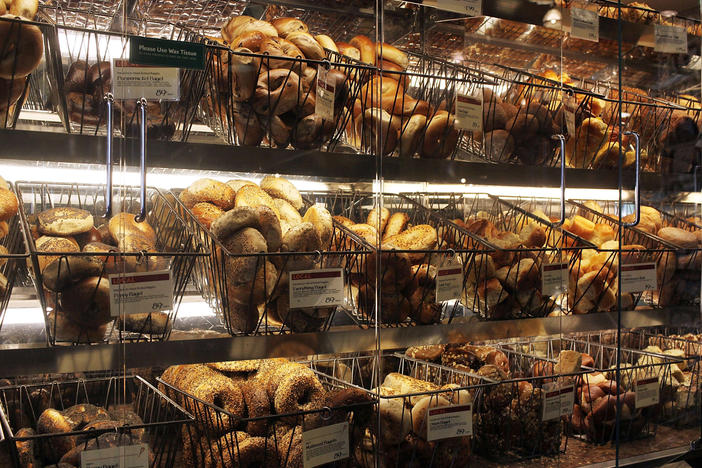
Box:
104, 93, 114, 218
552, 134, 566, 226
623, 131, 640, 227
136, 98, 147, 223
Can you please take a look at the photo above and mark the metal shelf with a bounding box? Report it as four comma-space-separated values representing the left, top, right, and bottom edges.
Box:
1, 129, 696, 191
0, 306, 696, 376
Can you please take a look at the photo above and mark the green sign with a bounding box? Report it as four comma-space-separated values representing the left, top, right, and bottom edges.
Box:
130, 36, 205, 70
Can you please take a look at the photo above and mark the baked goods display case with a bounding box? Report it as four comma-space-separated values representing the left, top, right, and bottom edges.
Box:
1, 0, 702, 466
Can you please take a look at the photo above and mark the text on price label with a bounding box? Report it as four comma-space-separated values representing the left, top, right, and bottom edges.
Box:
289, 268, 345, 309
542, 262, 568, 296
436, 265, 463, 302
302, 421, 349, 468
108, 270, 173, 316
427, 404, 473, 441
422, 0, 481, 15
455, 93, 483, 131
635, 377, 660, 408
570, 7, 599, 42
654, 25, 688, 54
315, 65, 335, 121
620, 263, 657, 293
112, 59, 180, 101
81, 443, 149, 468
542, 384, 574, 421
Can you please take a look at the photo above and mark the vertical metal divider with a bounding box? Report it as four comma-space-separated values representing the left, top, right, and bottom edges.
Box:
615, 3, 624, 464
374, 2, 383, 466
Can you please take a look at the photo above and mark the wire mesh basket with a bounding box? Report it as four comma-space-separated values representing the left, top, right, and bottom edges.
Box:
42, 10, 211, 140
157, 361, 375, 468
0, 374, 194, 467
0, 183, 28, 336
199, 44, 374, 151
172, 188, 374, 335
16, 181, 207, 345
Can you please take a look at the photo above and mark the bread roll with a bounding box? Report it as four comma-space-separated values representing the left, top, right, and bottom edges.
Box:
367, 206, 390, 233
315, 34, 338, 53
222, 16, 277, 43
337, 42, 361, 61
271, 17, 308, 37
383, 212, 409, 239
658, 227, 697, 248
0, 187, 18, 221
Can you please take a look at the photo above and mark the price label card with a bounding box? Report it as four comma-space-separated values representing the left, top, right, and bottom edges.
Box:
635, 377, 660, 408
81, 444, 149, 468
425, 0, 481, 16
542, 384, 574, 421
570, 8, 599, 42
620, 263, 657, 293
290, 268, 345, 309
436, 264, 463, 303
109, 270, 173, 316
542, 262, 568, 296
455, 93, 483, 132
564, 95, 577, 136
112, 59, 180, 101
427, 404, 473, 441
315, 65, 335, 121
654, 25, 688, 54
303, 421, 349, 468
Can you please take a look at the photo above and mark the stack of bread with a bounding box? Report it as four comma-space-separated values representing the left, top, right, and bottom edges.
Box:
14, 402, 146, 466
25, 202, 170, 342
0, 179, 18, 299
160, 359, 373, 467
209, 15, 352, 149
445, 210, 552, 319
336, 205, 443, 325
0, 0, 43, 124
179, 176, 339, 333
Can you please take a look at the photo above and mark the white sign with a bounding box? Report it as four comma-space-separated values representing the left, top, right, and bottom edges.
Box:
302, 421, 349, 468
289, 268, 345, 309
81, 444, 149, 468
436, 265, 463, 302
620, 263, 657, 293
635, 376, 660, 408
542, 262, 568, 296
564, 95, 577, 136
542, 384, 574, 421
426, 404, 473, 441
112, 59, 180, 101
654, 25, 688, 54
425, 0, 481, 16
108, 270, 173, 316
455, 93, 483, 132
315, 66, 335, 121
570, 8, 599, 42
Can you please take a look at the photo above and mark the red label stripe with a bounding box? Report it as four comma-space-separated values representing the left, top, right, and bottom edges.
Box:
111, 273, 169, 285
429, 405, 471, 416
438, 268, 462, 276
291, 271, 341, 281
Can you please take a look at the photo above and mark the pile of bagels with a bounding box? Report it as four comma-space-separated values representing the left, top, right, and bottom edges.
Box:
0, 178, 18, 298
179, 176, 339, 334
160, 359, 372, 467
0, 0, 43, 122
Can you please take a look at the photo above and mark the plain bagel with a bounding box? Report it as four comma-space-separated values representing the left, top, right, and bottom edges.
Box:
0, 15, 43, 79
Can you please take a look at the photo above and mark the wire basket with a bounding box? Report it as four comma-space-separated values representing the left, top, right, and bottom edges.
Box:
16, 181, 207, 345
157, 363, 375, 468
0, 183, 28, 336
0, 374, 194, 467
42, 10, 210, 140
172, 188, 374, 335
199, 44, 374, 151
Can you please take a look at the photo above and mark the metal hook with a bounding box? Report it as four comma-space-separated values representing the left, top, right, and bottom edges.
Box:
104, 93, 114, 218
551, 134, 566, 227
135, 98, 147, 223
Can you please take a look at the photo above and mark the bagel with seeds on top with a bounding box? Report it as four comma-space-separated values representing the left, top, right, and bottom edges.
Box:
260, 175, 303, 210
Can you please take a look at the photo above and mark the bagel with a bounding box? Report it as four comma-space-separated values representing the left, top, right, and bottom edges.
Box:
361, 76, 403, 110
259, 37, 305, 71
366, 249, 412, 291
229, 47, 259, 102
0, 186, 17, 221
253, 69, 301, 116
357, 107, 400, 155
233, 102, 264, 146
0, 76, 25, 112
286, 31, 325, 60
221, 15, 277, 43
376, 42, 408, 69
303, 204, 333, 247
350, 35, 375, 64
315, 34, 338, 53
39, 207, 94, 236
260, 175, 303, 210
273, 198, 303, 235
420, 111, 459, 159
66, 92, 102, 126
60, 276, 112, 327
211, 205, 260, 241
337, 42, 361, 61
266, 113, 293, 147
10, 0, 39, 19
182, 178, 236, 210
349, 223, 377, 246
399, 114, 427, 158
191, 202, 224, 229
272, 17, 308, 37
280, 222, 322, 271
226, 179, 257, 193
273, 368, 326, 416
0, 15, 43, 79
235, 184, 281, 219
380, 59, 409, 88
230, 31, 267, 52
389, 94, 429, 117
291, 113, 333, 150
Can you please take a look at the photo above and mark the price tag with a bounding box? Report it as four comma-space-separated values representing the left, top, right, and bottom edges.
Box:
436, 265, 463, 302
108, 270, 173, 316
635, 377, 660, 408
424, 0, 481, 16
564, 95, 577, 136
302, 421, 349, 468
315, 65, 335, 121
112, 59, 180, 101
542, 262, 568, 296
427, 404, 473, 441
81, 444, 149, 468
654, 25, 688, 54
542, 384, 574, 421
289, 268, 345, 309
570, 8, 599, 42
620, 263, 657, 293
455, 93, 483, 132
